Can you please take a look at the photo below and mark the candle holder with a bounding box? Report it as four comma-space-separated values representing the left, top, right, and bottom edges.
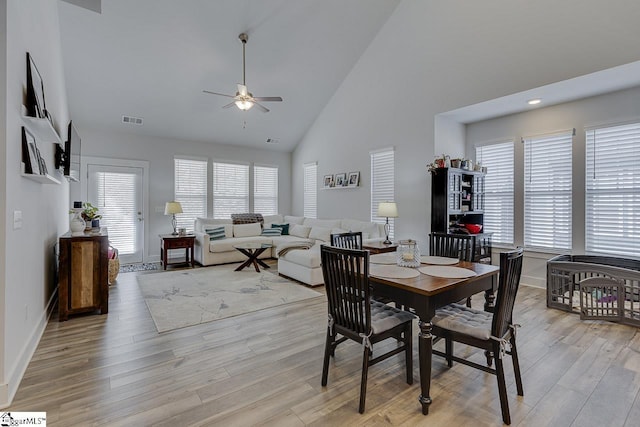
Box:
396, 239, 420, 268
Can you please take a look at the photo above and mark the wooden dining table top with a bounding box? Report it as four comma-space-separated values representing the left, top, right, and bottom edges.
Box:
368, 261, 499, 297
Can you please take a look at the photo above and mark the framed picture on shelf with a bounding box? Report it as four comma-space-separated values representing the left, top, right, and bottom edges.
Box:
36, 147, 48, 175
347, 171, 360, 187
26, 52, 46, 119
22, 126, 40, 174
323, 174, 334, 188
335, 173, 346, 187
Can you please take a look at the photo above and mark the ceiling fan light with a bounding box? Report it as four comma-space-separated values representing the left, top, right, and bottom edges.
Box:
235, 100, 254, 110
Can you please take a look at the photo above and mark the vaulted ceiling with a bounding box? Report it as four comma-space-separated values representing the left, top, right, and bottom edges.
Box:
58, 0, 400, 152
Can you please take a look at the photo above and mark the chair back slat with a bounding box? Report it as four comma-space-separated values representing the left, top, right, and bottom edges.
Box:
321, 245, 370, 334
429, 232, 473, 261
331, 231, 363, 250
491, 248, 524, 337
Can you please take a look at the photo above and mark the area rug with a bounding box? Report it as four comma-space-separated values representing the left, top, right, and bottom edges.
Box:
137, 266, 322, 333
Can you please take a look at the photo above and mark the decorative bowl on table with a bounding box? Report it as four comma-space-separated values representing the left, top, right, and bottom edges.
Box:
463, 223, 482, 234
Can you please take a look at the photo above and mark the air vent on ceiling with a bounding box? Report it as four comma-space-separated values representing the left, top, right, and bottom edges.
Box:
122, 115, 143, 125
266, 138, 279, 144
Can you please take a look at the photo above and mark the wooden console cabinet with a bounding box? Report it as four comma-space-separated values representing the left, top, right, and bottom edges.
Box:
58, 229, 109, 321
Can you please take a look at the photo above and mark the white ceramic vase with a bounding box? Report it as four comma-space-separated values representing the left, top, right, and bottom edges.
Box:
70, 210, 86, 235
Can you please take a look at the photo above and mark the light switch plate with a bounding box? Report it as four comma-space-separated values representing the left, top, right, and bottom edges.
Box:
13, 210, 22, 229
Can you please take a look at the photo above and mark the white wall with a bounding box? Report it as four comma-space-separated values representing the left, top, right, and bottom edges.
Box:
74, 128, 292, 262
291, 0, 640, 254
466, 85, 640, 287
2, 0, 70, 407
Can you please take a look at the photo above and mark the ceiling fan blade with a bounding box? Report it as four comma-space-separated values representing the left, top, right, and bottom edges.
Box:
203, 90, 235, 98
252, 102, 270, 113
222, 101, 236, 109
253, 96, 283, 102
237, 84, 248, 97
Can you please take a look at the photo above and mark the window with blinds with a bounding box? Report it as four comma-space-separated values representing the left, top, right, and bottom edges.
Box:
476, 141, 515, 245
586, 122, 640, 258
523, 131, 573, 250
254, 165, 278, 216
370, 148, 395, 238
213, 161, 249, 219
174, 157, 207, 231
94, 171, 138, 254
303, 162, 317, 219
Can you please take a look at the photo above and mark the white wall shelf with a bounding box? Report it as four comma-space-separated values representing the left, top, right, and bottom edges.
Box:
21, 171, 61, 184
321, 186, 359, 190
21, 112, 62, 144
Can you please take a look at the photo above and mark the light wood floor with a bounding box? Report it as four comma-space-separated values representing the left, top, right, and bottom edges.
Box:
8, 262, 640, 426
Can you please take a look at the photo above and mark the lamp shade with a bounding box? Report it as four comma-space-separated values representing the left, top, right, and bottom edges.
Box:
377, 201, 398, 218
164, 201, 183, 215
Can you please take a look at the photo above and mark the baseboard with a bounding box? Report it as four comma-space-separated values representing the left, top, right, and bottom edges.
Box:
0, 288, 57, 409
521, 274, 545, 289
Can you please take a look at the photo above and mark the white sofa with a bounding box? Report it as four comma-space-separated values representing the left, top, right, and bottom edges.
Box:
193, 214, 385, 286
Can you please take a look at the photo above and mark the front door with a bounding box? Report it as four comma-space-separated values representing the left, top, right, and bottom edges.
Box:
87, 163, 145, 264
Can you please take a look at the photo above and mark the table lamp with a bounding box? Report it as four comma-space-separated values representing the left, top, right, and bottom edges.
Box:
377, 201, 398, 244
164, 201, 183, 235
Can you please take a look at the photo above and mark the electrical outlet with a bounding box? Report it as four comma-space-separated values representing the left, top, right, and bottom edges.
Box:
155, 206, 164, 213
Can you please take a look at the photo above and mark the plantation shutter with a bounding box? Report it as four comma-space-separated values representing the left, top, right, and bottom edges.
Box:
174, 157, 207, 231
586, 122, 640, 258
523, 131, 573, 250
476, 141, 515, 245
254, 165, 278, 215
303, 162, 317, 219
370, 148, 395, 238
213, 161, 249, 219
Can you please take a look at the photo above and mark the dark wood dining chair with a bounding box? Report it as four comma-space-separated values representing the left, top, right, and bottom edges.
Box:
429, 232, 475, 306
330, 231, 363, 249
431, 247, 524, 425
320, 245, 415, 413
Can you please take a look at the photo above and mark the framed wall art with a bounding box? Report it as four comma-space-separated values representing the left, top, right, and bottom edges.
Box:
347, 171, 360, 187
335, 173, 347, 187
26, 52, 46, 119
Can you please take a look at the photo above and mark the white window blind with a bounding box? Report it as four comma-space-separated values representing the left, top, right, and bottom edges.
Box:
213, 161, 249, 219
303, 162, 317, 219
370, 148, 395, 238
94, 171, 138, 255
523, 131, 573, 250
476, 141, 515, 245
586, 122, 640, 258
254, 165, 278, 216
174, 157, 207, 231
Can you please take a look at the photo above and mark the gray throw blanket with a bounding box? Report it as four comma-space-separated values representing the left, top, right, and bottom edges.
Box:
277, 242, 313, 257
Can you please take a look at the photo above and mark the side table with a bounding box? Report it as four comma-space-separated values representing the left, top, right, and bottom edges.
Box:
363, 241, 398, 254
160, 234, 195, 270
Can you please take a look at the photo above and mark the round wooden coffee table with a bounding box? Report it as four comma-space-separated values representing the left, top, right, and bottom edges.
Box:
234, 243, 273, 272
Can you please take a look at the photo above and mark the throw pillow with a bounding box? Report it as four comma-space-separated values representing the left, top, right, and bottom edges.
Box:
233, 222, 262, 238
290, 224, 312, 238
205, 226, 226, 240
271, 223, 289, 235
261, 228, 282, 236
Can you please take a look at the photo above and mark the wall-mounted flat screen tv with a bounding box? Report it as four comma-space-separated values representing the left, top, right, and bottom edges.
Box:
64, 120, 81, 182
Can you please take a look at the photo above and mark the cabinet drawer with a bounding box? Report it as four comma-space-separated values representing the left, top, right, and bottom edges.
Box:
166, 239, 192, 249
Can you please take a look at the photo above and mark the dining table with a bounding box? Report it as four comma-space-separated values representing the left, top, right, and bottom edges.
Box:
368, 260, 500, 415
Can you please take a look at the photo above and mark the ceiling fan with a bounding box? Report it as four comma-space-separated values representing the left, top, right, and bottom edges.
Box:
203, 33, 282, 113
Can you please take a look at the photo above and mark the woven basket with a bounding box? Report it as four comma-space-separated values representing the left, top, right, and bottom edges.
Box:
108, 246, 119, 284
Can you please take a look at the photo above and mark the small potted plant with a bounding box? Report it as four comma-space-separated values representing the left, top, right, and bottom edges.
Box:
81, 202, 102, 229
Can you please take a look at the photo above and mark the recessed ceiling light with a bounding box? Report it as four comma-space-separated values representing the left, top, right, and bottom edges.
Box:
527, 98, 542, 105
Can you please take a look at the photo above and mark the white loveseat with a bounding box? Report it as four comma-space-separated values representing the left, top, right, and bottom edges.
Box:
193, 214, 385, 286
